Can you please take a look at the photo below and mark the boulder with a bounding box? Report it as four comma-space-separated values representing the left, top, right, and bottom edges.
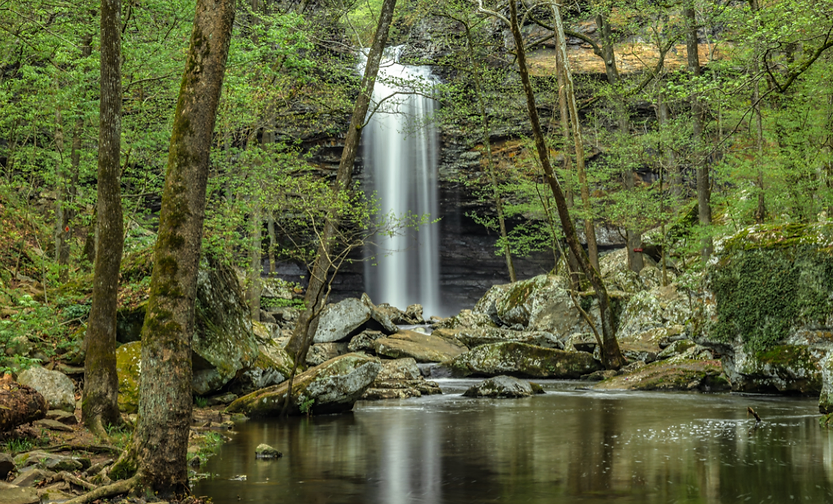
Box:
313, 298, 371, 343
192, 261, 262, 395
0, 482, 40, 504
374, 330, 468, 363
435, 310, 496, 330
472, 283, 513, 322
227, 353, 381, 417
306, 343, 348, 367
404, 304, 424, 324
462, 375, 544, 398
361, 358, 441, 400
228, 339, 293, 396
44, 409, 77, 425
115, 342, 141, 414
255, 443, 282, 459
593, 359, 729, 392
447, 342, 601, 378
16, 366, 75, 413
348, 330, 385, 353
721, 344, 824, 394
14, 451, 85, 472
616, 285, 691, 339
361, 294, 399, 334
456, 327, 563, 350
10, 468, 49, 487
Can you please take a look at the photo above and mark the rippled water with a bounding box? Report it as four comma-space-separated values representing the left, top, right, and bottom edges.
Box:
193, 380, 833, 504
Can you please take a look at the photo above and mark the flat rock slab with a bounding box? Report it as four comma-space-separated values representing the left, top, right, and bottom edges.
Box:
0, 482, 40, 504
593, 359, 729, 391
463, 375, 544, 398
44, 409, 78, 425
448, 342, 601, 378
374, 330, 468, 363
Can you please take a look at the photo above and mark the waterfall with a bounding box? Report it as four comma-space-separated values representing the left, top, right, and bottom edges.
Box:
362, 49, 441, 317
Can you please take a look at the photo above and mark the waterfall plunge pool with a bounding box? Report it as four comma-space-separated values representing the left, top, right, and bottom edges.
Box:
193, 380, 833, 504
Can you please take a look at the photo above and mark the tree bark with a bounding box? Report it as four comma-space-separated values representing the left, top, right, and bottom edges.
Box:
750, 0, 766, 223
686, 4, 712, 259
500, 0, 625, 369
285, 0, 398, 363
132, 0, 235, 495
83, 0, 123, 436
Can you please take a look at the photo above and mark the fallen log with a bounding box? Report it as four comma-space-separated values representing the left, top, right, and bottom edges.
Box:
0, 377, 48, 431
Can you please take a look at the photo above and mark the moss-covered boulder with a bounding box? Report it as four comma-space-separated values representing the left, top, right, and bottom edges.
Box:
313, 297, 372, 343
462, 375, 544, 398
374, 330, 468, 362
593, 359, 728, 391
226, 353, 381, 416
447, 342, 600, 378
435, 309, 497, 330
116, 341, 141, 413
228, 339, 294, 396
703, 224, 833, 397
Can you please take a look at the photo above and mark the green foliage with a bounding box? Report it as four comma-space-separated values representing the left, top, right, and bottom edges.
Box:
261, 297, 306, 310
2, 437, 34, 454
709, 231, 833, 352
194, 396, 208, 408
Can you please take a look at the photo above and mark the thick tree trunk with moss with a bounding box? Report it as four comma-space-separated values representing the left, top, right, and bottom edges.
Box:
83, 0, 123, 436
285, 0, 397, 363
499, 1, 624, 369
131, 0, 235, 495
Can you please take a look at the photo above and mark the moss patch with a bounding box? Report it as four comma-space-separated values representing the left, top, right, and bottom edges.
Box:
710, 225, 833, 353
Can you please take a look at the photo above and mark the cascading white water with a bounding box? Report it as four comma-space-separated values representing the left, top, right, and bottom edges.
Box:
362, 49, 441, 317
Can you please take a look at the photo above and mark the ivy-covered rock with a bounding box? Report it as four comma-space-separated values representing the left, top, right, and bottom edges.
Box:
722, 344, 824, 394
447, 342, 600, 378
226, 353, 381, 417
593, 359, 729, 391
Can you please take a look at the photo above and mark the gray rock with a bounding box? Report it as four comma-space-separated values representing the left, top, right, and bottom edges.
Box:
0, 482, 40, 504
13, 451, 84, 472
254, 443, 282, 459
447, 342, 601, 378
34, 419, 73, 432
0, 453, 14, 479
348, 330, 384, 353
462, 375, 544, 398
435, 309, 496, 330
306, 343, 348, 366
313, 298, 371, 343
361, 358, 442, 400
457, 327, 563, 350
17, 366, 75, 412
227, 353, 382, 416
361, 294, 399, 334
11, 468, 50, 488
45, 409, 77, 425
206, 392, 238, 406
405, 304, 425, 324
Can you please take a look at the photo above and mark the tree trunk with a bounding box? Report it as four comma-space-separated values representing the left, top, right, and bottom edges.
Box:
83, 0, 123, 436
750, 0, 766, 223
247, 204, 262, 321
132, 0, 235, 495
504, 0, 625, 369
686, 4, 712, 259
553, 31, 581, 288
285, 0, 398, 363
464, 23, 516, 283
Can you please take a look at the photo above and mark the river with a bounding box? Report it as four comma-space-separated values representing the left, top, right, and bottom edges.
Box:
193, 380, 833, 503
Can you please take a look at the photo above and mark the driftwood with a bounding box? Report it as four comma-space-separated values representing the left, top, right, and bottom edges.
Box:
0, 376, 48, 431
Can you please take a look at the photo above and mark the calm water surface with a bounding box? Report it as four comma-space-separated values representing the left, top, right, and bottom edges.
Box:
194, 380, 833, 503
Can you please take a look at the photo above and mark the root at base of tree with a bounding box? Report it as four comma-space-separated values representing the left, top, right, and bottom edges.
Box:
61, 473, 141, 504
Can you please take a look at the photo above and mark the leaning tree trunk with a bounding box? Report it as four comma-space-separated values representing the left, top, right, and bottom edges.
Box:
491, 0, 625, 369
83, 0, 123, 436
285, 0, 398, 364
131, 0, 235, 496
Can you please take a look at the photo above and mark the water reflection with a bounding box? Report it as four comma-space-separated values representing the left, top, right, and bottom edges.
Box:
194, 381, 833, 503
